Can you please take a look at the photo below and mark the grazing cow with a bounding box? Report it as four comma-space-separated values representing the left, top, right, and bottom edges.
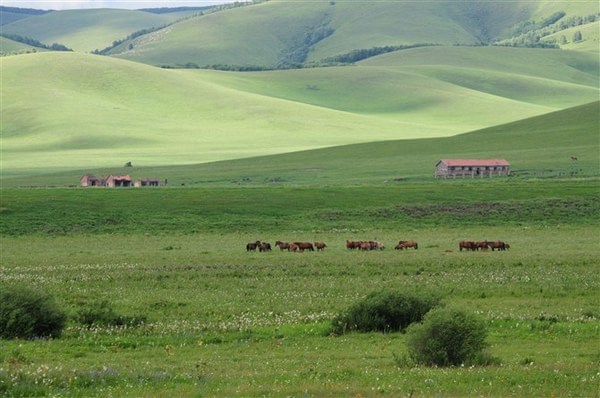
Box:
314, 242, 327, 251
459, 241, 477, 251
275, 241, 290, 251
246, 241, 261, 251
395, 240, 418, 250
259, 242, 272, 252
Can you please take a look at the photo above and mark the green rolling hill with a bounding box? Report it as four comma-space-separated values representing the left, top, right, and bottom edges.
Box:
1, 1, 598, 183
1, 8, 187, 52
108, 0, 599, 68
0, 36, 44, 54
1, 45, 597, 180
3, 101, 597, 187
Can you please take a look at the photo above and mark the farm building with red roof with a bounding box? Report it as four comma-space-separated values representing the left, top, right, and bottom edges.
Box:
435, 159, 510, 178
105, 175, 132, 187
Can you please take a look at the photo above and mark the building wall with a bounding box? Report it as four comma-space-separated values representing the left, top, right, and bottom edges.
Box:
435, 164, 510, 178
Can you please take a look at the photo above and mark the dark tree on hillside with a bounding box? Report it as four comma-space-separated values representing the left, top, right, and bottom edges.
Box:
573, 31, 583, 42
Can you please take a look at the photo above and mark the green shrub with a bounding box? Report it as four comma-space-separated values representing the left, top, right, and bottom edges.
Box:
76, 300, 146, 327
0, 285, 66, 339
406, 307, 488, 366
331, 291, 441, 334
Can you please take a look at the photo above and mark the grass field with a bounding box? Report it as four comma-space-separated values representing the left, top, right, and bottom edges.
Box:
1, 177, 599, 396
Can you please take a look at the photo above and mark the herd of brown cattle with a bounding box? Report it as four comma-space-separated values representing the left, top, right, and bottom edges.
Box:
247, 239, 509, 252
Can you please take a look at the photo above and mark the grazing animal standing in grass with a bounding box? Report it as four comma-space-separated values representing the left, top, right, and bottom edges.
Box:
314, 242, 327, 251
395, 240, 418, 250
294, 242, 315, 251
474, 241, 489, 251
275, 241, 290, 251
259, 242, 272, 252
246, 241, 261, 251
459, 241, 476, 251
346, 240, 360, 250
488, 241, 509, 251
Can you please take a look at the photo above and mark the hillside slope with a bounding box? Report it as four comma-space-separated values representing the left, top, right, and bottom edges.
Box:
110, 0, 599, 68
0, 36, 44, 54
3, 101, 597, 187
1, 47, 597, 178
164, 100, 600, 186
1, 9, 182, 52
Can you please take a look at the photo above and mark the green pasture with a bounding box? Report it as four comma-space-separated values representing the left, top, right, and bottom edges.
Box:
1, 177, 599, 396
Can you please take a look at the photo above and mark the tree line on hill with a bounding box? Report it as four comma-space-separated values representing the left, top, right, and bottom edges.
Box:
93, 0, 267, 56
0, 32, 71, 52
495, 12, 599, 48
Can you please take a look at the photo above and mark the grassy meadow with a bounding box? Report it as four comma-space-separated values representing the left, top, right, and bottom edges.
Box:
1, 177, 599, 396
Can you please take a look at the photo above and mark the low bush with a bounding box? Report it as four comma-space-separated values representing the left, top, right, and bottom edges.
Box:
406, 307, 489, 366
330, 291, 441, 334
76, 300, 146, 327
0, 285, 67, 339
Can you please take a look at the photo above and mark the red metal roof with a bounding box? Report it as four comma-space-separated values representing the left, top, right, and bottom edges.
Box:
438, 159, 510, 167
108, 175, 132, 181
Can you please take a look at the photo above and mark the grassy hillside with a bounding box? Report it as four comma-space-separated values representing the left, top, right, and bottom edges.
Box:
110, 0, 599, 68
544, 21, 600, 53
1, 9, 180, 52
3, 101, 598, 188
0, 6, 48, 25
0, 36, 44, 54
2, 48, 597, 179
